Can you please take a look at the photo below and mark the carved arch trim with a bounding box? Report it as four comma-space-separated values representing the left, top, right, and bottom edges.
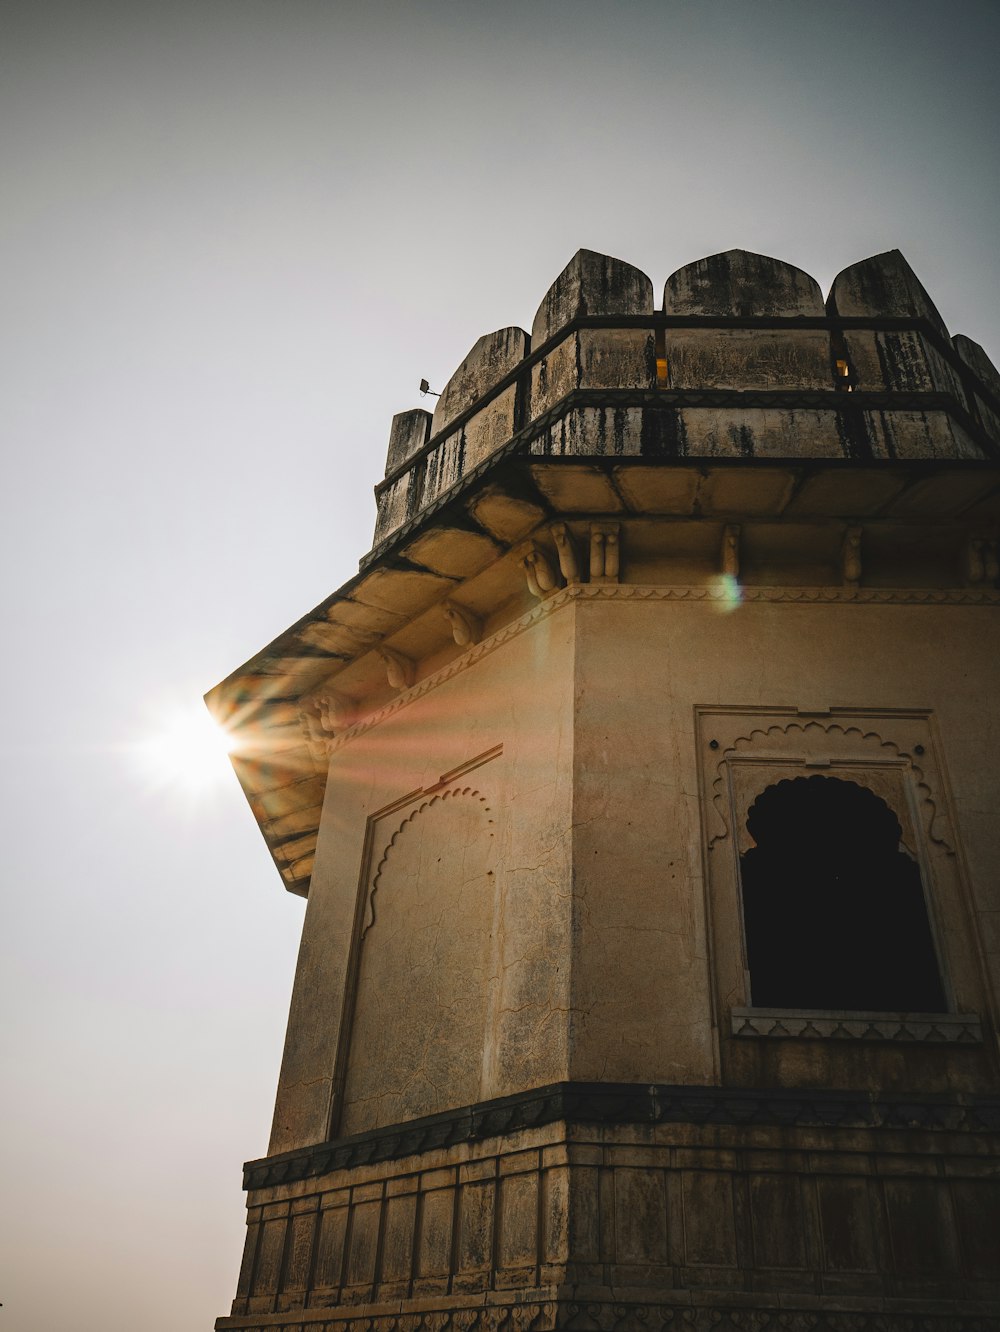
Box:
702, 713, 952, 857
694, 706, 991, 1046
329, 746, 502, 1137
361, 785, 495, 940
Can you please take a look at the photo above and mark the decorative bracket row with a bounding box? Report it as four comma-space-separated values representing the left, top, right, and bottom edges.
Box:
523, 521, 621, 598
731, 1007, 983, 1043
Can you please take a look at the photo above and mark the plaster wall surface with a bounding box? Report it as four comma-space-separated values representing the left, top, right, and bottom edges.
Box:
269, 589, 999, 1160
269, 607, 576, 1156
569, 596, 1000, 1091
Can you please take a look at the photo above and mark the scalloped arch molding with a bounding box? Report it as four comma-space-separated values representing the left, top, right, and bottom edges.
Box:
340, 784, 496, 1136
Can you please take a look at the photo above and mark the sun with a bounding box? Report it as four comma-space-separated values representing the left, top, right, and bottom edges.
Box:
132, 702, 236, 795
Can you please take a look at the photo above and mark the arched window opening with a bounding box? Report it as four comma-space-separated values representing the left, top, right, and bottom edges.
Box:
740, 775, 946, 1012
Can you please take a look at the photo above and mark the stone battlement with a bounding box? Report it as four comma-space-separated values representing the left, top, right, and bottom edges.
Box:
373, 248, 1000, 553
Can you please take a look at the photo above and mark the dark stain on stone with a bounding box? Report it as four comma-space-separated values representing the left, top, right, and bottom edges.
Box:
877, 411, 898, 459
613, 407, 628, 456
876, 332, 928, 392
641, 408, 686, 457
701, 253, 742, 315
644, 331, 657, 386
835, 407, 873, 461
729, 423, 755, 457
916, 410, 939, 457
456, 430, 467, 480
405, 459, 426, 519
513, 363, 531, 434
847, 262, 893, 322
596, 407, 607, 457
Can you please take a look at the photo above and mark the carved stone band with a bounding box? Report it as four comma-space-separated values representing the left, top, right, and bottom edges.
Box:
731, 1007, 983, 1043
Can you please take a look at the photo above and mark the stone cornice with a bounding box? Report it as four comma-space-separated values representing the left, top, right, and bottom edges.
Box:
315, 582, 1000, 756
242, 1080, 1000, 1191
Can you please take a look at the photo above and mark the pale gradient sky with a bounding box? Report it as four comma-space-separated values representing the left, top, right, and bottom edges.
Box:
1, 2, 998, 1328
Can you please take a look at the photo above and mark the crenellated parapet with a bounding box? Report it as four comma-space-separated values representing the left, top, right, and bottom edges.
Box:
374, 247, 1000, 549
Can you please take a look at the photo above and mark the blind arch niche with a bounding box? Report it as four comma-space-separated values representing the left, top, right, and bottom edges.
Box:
339, 787, 496, 1136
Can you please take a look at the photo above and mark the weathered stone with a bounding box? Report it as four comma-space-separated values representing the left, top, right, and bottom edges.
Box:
466, 486, 546, 543
678, 406, 844, 459
530, 406, 645, 458
373, 470, 415, 543
664, 249, 825, 317
350, 567, 457, 615
431, 327, 528, 437
827, 248, 949, 332
531, 326, 655, 417
668, 327, 832, 390
664, 253, 829, 399
528, 252, 654, 417
529, 462, 625, 511
461, 382, 521, 469
385, 408, 432, 477
954, 333, 1000, 441
859, 407, 983, 460
223, 1105, 1000, 1322
401, 527, 501, 579
531, 248, 653, 345
954, 332, 1000, 397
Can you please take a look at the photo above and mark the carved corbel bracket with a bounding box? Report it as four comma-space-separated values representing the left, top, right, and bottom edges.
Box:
964, 533, 1000, 585
378, 646, 415, 690
443, 600, 482, 647
551, 522, 582, 584
522, 543, 560, 599
841, 525, 863, 587
589, 522, 620, 584
721, 524, 741, 579
300, 706, 328, 757
300, 691, 353, 758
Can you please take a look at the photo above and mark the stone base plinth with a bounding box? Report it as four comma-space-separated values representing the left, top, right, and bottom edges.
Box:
216, 1292, 1000, 1332
216, 1084, 1000, 1330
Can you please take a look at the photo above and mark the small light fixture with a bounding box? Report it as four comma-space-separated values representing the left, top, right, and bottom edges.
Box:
419, 378, 440, 398
655, 327, 669, 387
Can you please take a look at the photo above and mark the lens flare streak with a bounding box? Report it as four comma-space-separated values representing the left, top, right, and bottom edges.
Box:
130, 703, 236, 797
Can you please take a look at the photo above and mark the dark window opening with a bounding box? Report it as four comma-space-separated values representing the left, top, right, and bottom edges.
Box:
740, 775, 946, 1012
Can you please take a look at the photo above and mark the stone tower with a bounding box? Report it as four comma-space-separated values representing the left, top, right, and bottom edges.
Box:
207, 249, 1000, 1332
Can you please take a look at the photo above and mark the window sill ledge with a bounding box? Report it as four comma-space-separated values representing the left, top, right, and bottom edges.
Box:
731, 1007, 982, 1044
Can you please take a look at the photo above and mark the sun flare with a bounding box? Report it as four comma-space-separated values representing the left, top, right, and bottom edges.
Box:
132, 703, 236, 794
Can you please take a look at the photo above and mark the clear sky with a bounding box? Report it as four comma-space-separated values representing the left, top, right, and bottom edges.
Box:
1, 2, 998, 1328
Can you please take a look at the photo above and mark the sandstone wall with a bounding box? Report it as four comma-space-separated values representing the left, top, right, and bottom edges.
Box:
268, 608, 576, 1155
